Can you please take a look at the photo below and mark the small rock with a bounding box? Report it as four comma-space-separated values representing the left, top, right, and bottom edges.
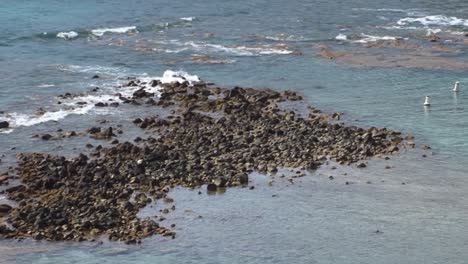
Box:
0, 204, 12, 216
41, 134, 53, 140
0, 121, 9, 129
207, 183, 217, 192
357, 162, 367, 168
163, 197, 174, 203
95, 102, 107, 107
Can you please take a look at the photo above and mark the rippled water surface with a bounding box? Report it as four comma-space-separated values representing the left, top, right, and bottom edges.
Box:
1, 0, 468, 263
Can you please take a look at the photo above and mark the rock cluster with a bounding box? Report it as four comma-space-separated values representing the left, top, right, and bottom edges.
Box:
0, 78, 405, 243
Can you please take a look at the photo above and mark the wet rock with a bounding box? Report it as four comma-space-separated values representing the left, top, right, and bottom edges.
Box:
357, 162, 367, 168
239, 174, 249, 185
213, 178, 227, 188
95, 102, 107, 107
41, 134, 53, 140
0, 175, 8, 185
206, 183, 217, 192
0, 204, 12, 216
163, 197, 174, 203
0, 121, 9, 129
88, 127, 115, 139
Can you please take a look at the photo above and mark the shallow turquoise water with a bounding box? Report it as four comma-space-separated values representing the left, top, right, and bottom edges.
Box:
1, 0, 468, 263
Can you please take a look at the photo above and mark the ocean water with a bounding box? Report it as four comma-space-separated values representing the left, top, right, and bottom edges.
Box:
1, 0, 468, 263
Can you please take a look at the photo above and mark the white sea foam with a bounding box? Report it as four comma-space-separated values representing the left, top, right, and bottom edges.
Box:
449, 31, 467, 35
185, 41, 293, 56
91, 26, 137, 37
58, 64, 132, 77
352, 8, 424, 16
180, 17, 195, 21
3, 105, 94, 128
1, 70, 200, 132
352, 8, 408, 12
109, 70, 199, 98
352, 34, 399, 43
150, 40, 293, 56
426, 28, 442, 36
37, 84, 56, 88
335, 33, 348, 41
397, 15, 468, 27
159, 70, 200, 84
379, 25, 420, 30
264, 34, 309, 42
56, 31, 79, 40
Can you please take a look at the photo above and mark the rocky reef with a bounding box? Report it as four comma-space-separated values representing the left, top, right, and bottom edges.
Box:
0, 78, 406, 243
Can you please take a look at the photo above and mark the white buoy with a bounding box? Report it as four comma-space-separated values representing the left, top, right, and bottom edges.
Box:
424, 96, 431, 106
453, 81, 460, 92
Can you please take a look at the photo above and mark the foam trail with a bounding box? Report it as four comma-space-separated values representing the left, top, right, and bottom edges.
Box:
37, 84, 56, 88
185, 41, 293, 56
352, 34, 399, 43
4, 105, 94, 128
180, 17, 195, 21
397, 15, 468, 27
91, 26, 137, 37
58, 64, 132, 77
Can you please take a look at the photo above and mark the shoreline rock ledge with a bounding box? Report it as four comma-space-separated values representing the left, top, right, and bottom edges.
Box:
0, 77, 406, 243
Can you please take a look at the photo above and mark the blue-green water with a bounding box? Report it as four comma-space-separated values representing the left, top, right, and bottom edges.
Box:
1, 1, 468, 263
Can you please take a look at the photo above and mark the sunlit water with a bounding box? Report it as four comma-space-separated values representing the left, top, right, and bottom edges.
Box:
1, 0, 468, 263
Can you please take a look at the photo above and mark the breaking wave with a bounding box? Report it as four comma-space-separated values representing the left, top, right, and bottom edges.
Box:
397, 15, 468, 27
56, 31, 79, 40
91, 26, 138, 37
0, 70, 200, 132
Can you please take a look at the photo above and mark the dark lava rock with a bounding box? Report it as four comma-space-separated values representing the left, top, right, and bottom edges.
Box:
213, 178, 227, 188
0, 175, 8, 185
357, 163, 367, 168
0, 121, 9, 129
41, 134, 53, 140
206, 183, 217, 192
95, 102, 107, 107
239, 174, 249, 185
0, 204, 12, 216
